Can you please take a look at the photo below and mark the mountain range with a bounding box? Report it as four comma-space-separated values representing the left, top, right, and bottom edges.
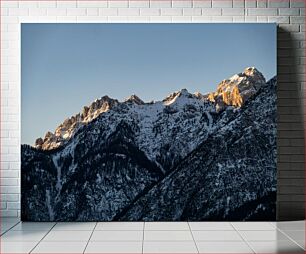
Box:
21, 67, 277, 221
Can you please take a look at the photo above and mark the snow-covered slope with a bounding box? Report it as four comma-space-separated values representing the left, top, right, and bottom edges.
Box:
21, 67, 277, 221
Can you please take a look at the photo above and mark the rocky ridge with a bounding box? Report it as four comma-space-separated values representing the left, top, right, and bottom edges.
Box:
21, 67, 277, 221
34, 67, 266, 151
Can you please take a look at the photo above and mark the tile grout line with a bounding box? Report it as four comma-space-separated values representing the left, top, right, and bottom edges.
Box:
187, 221, 200, 254
142, 222, 145, 254
230, 222, 256, 254
82, 222, 97, 254
276, 227, 305, 251
29, 222, 57, 254
0, 220, 20, 236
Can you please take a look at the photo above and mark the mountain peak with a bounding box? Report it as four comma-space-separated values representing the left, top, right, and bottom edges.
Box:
124, 94, 145, 105
34, 95, 119, 150
208, 67, 266, 112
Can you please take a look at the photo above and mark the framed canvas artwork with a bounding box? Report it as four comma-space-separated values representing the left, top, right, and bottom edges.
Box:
21, 24, 277, 221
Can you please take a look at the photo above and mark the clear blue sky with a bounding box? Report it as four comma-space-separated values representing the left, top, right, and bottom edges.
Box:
21, 23, 276, 145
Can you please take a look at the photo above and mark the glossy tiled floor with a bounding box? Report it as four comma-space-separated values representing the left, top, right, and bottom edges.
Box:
0, 218, 304, 253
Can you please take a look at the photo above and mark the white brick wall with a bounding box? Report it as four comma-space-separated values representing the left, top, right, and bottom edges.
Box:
0, 0, 305, 219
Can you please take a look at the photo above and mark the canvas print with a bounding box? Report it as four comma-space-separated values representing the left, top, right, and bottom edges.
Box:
21, 24, 277, 221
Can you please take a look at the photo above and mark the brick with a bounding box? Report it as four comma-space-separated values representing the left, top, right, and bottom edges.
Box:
38, 1, 57, 8
290, 0, 305, 8
1, 8, 8, 16
7, 202, 20, 210
0, 178, 18, 186
47, 8, 67, 16
172, 0, 193, 7
192, 16, 213, 22
233, 0, 245, 7
172, 16, 193, 22
278, 195, 305, 202
290, 16, 305, 24
257, 0, 267, 7
233, 16, 245, 22
245, 0, 256, 7
247, 8, 278, 15
278, 171, 305, 179
258, 17, 268, 23
57, 1, 77, 8
1, 202, 7, 210
222, 8, 245, 15
77, 1, 107, 8
1, 194, 19, 202
202, 8, 222, 15
150, 0, 172, 8
0, 170, 19, 178
278, 186, 304, 194
279, 147, 304, 154
183, 8, 202, 16
1, 1, 18, 8
99, 8, 118, 16
278, 178, 305, 185
140, 8, 160, 16
269, 16, 290, 23
279, 162, 305, 171
149, 16, 172, 22
278, 8, 300, 15
29, 8, 48, 16
118, 8, 140, 16
161, 8, 183, 16
193, 0, 212, 7
212, 16, 233, 22
244, 16, 257, 22
268, 0, 290, 7
86, 8, 99, 16
67, 8, 87, 16
129, 0, 150, 7
108, 1, 129, 8
212, 0, 233, 8
1, 186, 21, 195
1, 210, 18, 217
8, 8, 29, 16
279, 130, 304, 138
278, 24, 300, 32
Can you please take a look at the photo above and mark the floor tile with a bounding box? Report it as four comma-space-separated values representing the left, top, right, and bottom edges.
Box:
11, 222, 55, 231
248, 240, 304, 253
0, 218, 21, 224
282, 230, 305, 249
52, 222, 96, 231
232, 222, 276, 231
42, 230, 92, 242
192, 230, 243, 241
144, 230, 193, 241
1, 221, 21, 234
189, 221, 234, 231
145, 222, 189, 231
0, 241, 37, 253
197, 241, 253, 253
32, 241, 87, 253
96, 222, 143, 231
143, 241, 198, 253
90, 230, 143, 241
239, 230, 291, 241
0, 230, 47, 242
85, 241, 142, 253
275, 221, 305, 231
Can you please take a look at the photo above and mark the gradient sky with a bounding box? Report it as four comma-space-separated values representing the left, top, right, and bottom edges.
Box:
21, 23, 276, 145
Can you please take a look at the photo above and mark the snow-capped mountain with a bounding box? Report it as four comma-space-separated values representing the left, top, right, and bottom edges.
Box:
21, 67, 277, 221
